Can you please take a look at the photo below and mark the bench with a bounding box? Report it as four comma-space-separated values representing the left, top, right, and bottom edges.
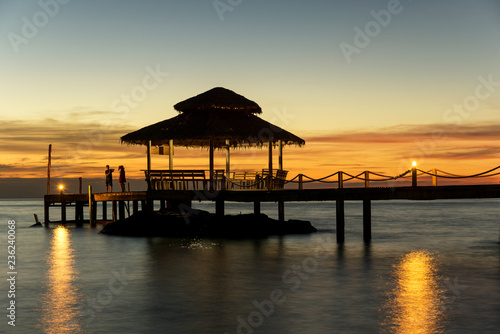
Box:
228, 171, 263, 189
145, 170, 226, 191
261, 169, 288, 189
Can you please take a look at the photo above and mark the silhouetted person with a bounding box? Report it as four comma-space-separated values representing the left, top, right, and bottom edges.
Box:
105, 165, 114, 192
118, 165, 126, 192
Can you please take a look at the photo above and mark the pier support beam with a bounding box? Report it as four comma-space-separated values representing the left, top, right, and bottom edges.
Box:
102, 201, 107, 221
363, 200, 371, 243
146, 198, 154, 212
92, 200, 97, 227
89, 186, 96, 228
112, 200, 117, 222
278, 201, 285, 222
44, 200, 50, 224
75, 202, 84, 225
254, 201, 261, 215
61, 199, 66, 224
336, 200, 345, 243
118, 201, 125, 220
133, 200, 139, 214
216, 199, 224, 217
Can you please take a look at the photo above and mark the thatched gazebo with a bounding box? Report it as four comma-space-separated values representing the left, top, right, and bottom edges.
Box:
121, 87, 305, 189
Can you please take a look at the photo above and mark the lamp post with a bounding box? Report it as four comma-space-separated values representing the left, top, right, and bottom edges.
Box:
411, 161, 417, 187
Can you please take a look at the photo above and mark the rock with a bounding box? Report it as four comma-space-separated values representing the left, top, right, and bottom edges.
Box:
100, 210, 316, 238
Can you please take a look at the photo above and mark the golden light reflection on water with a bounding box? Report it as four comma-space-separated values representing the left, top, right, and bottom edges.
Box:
385, 251, 445, 334
40, 226, 83, 333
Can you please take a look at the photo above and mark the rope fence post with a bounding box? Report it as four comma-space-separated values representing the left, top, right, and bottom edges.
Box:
412, 166, 417, 187
432, 168, 437, 186
364, 171, 369, 188
338, 172, 343, 189
299, 174, 303, 190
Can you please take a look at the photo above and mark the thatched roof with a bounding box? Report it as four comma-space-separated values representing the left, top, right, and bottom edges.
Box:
174, 87, 262, 114
121, 87, 305, 148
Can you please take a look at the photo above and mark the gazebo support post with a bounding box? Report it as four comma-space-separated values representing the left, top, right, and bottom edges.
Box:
147, 140, 152, 190
268, 141, 273, 190
209, 139, 215, 191
225, 139, 230, 178
279, 139, 283, 170
169, 139, 173, 170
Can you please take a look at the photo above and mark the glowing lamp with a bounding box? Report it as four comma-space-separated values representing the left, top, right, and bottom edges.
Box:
412, 161, 417, 167
59, 185, 64, 193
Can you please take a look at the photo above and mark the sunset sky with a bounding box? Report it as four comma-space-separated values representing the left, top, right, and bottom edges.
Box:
1, 0, 500, 195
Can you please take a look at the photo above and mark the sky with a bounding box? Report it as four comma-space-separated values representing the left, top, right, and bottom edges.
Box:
1, 0, 500, 196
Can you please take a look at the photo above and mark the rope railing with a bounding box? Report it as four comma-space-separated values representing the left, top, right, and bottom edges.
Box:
419, 166, 500, 179
224, 166, 500, 190
225, 177, 267, 189
283, 166, 500, 189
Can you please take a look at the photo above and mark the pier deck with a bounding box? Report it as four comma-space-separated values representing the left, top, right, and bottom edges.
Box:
43, 184, 500, 242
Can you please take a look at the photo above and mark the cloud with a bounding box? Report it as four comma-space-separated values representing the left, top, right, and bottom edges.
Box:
1, 117, 499, 182
0, 116, 138, 178
305, 123, 500, 144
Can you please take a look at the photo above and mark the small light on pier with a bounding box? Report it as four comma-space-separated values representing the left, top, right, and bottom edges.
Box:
412, 161, 417, 167
59, 185, 64, 194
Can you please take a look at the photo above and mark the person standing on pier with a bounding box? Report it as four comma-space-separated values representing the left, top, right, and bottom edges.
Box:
118, 165, 126, 192
105, 165, 114, 192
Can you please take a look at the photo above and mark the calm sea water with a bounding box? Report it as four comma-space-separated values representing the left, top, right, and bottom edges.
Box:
1, 198, 499, 333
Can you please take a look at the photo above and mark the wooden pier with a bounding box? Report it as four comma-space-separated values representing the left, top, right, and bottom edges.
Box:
44, 183, 500, 243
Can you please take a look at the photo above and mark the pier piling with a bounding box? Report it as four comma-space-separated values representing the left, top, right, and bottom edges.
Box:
278, 201, 285, 222
118, 201, 125, 220
61, 199, 66, 223
216, 199, 225, 216
336, 200, 345, 243
112, 200, 117, 222
89, 186, 96, 228
254, 201, 261, 215
102, 201, 107, 221
363, 200, 371, 243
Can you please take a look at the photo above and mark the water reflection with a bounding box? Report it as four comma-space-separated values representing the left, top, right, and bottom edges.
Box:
385, 250, 445, 334
40, 226, 83, 333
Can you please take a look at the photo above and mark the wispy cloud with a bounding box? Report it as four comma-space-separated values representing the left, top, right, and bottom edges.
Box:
0, 116, 139, 178
305, 123, 500, 144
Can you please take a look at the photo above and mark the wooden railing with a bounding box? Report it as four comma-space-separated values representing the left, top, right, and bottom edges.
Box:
144, 169, 290, 191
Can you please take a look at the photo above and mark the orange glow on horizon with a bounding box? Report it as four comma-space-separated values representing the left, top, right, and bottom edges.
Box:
1, 122, 499, 187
